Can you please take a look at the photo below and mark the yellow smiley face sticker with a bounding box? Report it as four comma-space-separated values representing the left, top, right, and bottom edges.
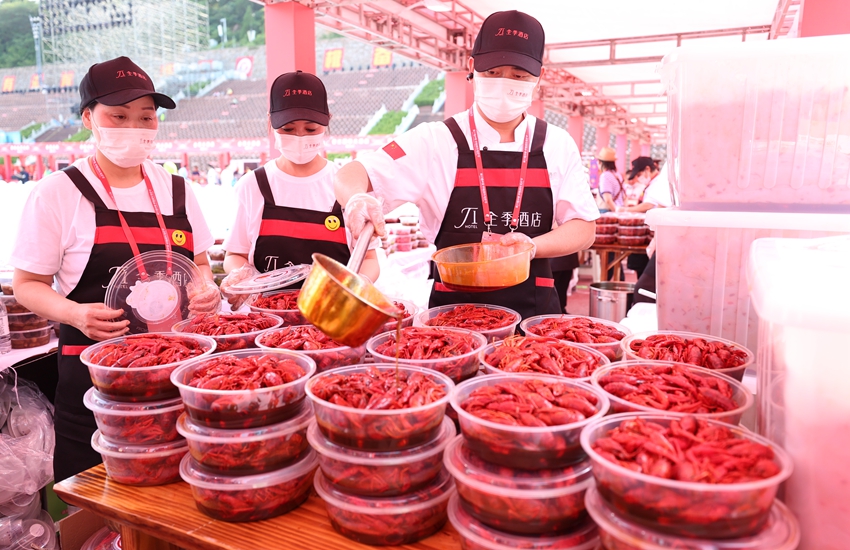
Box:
324, 215, 341, 231
171, 230, 187, 246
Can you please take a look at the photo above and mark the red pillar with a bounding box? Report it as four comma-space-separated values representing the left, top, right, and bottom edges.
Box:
798, 0, 850, 37
3, 155, 11, 181
444, 71, 474, 119
69, 154, 76, 164
265, 2, 315, 155
48, 155, 57, 171
595, 126, 610, 154
641, 143, 651, 156
567, 116, 583, 154
629, 139, 640, 161
35, 155, 45, 180
615, 134, 627, 175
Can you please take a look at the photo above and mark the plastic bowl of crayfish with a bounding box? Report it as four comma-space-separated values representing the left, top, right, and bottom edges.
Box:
170, 349, 317, 429
180, 448, 318, 522
479, 336, 610, 382
84, 387, 184, 445
520, 314, 631, 361
590, 361, 754, 425
305, 364, 455, 452
246, 289, 307, 326
444, 434, 594, 535
314, 466, 455, 546
81, 333, 217, 402
377, 299, 418, 334
620, 331, 755, 382
366, 327, 487, 384
176, 401, 313, 474
451, 373, 609, 470
414, 303, 521, 343
173, 312, 283, 353
308, 417, 455, 497
579, 413, 793, 539
91, 430, 188, 486
447, 494, 600, 550
585, 485, 800, 550
255, 325, 366, 373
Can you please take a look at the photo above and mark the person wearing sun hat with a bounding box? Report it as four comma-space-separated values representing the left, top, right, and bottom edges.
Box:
596, 146, 624, 213
334, 10, 599, 320
219, 70, 380, 308
9, 56, 217, 483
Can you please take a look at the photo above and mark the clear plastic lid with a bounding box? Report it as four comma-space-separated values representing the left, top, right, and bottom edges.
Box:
308, 418, 455, 465
176, 401, 313, 442
585, 485, 800, 550
179, 447, 317, 490
227, 265, 312, 295
80, 527, 120, 550
314, 467, 454, 514
83, 387, 184, 416
443, 435, 593, 497
91, 430, 187, 458
104, 250, 204, 334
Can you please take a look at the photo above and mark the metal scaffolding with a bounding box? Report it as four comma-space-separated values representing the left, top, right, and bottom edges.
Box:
40, 0, 209, 72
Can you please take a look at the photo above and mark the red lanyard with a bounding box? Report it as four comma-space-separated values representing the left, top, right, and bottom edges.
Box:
468, 108, 531, 232
89, 156, 172, 279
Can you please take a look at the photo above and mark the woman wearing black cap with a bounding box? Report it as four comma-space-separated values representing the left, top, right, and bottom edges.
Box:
220, 71, 379, 305
9, 56, 218, 482
334, 11, 598, 320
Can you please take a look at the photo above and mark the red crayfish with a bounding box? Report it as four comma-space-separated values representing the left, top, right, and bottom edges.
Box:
597, 363, 740, 417
252, 290, 300, 310
425, 304, 516, 331
187, 429, 308, 474
319, 445, 444, 497
629, 334, 750, 375
258, 325, 364, 373
98, 407, 183, 445
591, 415, 783, 538
102, 451, 185, 486
371, 327, 483, 382
182, 312, 278, 336
484, 336, 605, 379
525, 316, 626, 360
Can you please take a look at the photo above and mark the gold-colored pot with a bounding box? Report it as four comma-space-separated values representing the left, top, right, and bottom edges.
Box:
297, 252, 400, 348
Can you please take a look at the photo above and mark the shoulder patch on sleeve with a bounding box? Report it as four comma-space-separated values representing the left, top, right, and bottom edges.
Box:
382, 140, 406, 160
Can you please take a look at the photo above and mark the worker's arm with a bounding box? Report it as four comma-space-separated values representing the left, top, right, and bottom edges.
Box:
334, 161, 374, 209
620, 202, 656, 213
360, 250, 381, 284
223, 252, 250, 274
602, 193, 617, 213
533, 219, 597, 259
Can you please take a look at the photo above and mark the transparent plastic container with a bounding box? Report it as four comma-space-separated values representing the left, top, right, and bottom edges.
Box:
617, 225, 648, 237
0, 295, 29, 314
255, 326, 366, 374
593, 234, 617, 245
451, 373, 609, 470
447, 494, 599, 550
308, 418, 455, 497
172, 313, 283, 353
377, 298, 417, 334
590, 361, 753, 425
6, 312, 47, 332
314, 467, 455, 546
621, 330, 754, 382
91, 430, 188, 486
247, 290, 306, 327
0, 510, 57, 550
0, 492, 41, 520
180, 449, 317, 522
176, 402, 312, 474
598, 213, 620, 225
83, 387, 183, 444
595, 224, 618, 235
660, 35, 850, 213
585, 485, 800, 550
444, 435, 593, 535
79, 527, 120, 550
81, 333, 216, 402
9, 327, 50, 350
521, 314, 631, 362
170, 349, 316, 429
366, 327, 487, 383
480, 337, 609, 381
618, 213, 646, 226
415, 304, 521, 343
305, 364, 454, 451
580, 413, 793, 539
432, 242, 534, 292
618, 235, 648, 247
648, 208, 849, 354
749, 235, 850, 549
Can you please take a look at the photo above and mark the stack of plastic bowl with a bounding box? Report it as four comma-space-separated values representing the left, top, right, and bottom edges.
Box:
256, 325, 367, 373
0, 510, 58, 550
446, 373, 608, 548
247, 289, 306, 326
414, 303, 521, 343
520, 314, 631, 362
580, 412, 797, 548
173, 313, 283, 354
170, 349, 318, 522
306, 364, 457, 545
80, 333, 216, 486
378, 298, 418, 334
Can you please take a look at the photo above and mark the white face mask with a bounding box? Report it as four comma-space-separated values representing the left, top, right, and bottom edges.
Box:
275, 132, 325, 165
91, 117, 157, 168
473, 74, 537, 123
637, 172, 652, 185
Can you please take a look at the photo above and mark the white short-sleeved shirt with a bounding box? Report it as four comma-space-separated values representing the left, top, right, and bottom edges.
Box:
9, 158, 215, 297
356, 105, 600, 242
643, 165, 673, 208
224, 159, 359, 266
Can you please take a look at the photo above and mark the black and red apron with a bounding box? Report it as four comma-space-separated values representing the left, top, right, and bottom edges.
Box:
251, 166, 351, 278
429, 110, 561, 320
55, 162, 195, 483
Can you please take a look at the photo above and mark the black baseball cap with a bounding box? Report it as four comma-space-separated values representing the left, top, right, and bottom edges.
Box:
471, 10, 545, 77
79, 56, 175, 114
269, 71, 330, 129
627, 156, 658, 180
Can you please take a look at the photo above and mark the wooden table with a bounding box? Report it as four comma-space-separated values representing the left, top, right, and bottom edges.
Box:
54, 465, 462, 550
589, 244, 648, 282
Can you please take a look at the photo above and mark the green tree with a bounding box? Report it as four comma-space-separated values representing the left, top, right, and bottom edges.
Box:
208, 0, 265, 48
0, 0, 38, 68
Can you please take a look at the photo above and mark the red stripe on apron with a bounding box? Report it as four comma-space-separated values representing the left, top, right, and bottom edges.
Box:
95, 226, 195, 250
260, 219, 348, 245
454, 168, 552, 188
535, 277, 555, 288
